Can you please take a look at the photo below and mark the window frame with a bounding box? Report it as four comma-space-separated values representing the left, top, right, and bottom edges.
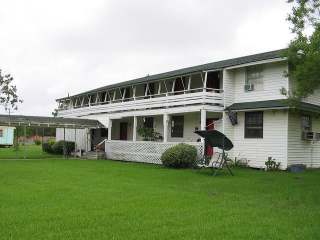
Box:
245, 65, 264, 91
143, 117, 154, 129
171, 115, 184, 138
244, 111, 263, 139
301, 115, 312, 132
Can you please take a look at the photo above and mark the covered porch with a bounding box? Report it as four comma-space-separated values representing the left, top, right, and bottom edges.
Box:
103, 109, 223, 164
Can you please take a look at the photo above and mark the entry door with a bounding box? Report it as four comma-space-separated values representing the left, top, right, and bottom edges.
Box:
205, 119, 215, 156
120, 122, 128, 140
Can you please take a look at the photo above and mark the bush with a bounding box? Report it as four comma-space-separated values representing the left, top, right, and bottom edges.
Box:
51, 141, 75, 155
161, 143, 197, 168
42, 140, 55, 154
34, 139, 41, 145
265, 157, 281, 171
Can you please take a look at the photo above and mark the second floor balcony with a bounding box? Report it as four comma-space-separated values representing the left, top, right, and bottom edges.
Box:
57, 71, 224, 116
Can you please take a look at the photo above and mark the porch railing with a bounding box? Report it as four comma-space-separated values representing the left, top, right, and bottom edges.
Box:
105, 140, 204, 164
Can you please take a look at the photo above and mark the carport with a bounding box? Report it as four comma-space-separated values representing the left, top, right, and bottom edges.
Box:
0, 114, 104, 158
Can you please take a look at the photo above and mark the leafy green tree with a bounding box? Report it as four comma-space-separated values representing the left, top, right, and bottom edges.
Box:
285, 0, 320, 100
0, 69, 23, 116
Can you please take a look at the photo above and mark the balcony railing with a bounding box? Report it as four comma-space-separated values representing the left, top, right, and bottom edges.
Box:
58, 88, 224, 115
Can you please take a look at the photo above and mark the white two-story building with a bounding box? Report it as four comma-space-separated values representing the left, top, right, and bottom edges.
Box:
56, 49, 320, 169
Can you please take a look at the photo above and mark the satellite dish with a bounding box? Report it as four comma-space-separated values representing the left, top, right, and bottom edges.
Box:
227, 110, 238, 126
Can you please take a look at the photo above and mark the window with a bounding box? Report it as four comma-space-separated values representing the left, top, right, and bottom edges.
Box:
143, 117, 154, 129
171, 116, 184, 138
245, 112, 263, 138
0, 129, 3, 137
245, 65, 263, 91
301, 115, 312, 132
101, 128, 108, 137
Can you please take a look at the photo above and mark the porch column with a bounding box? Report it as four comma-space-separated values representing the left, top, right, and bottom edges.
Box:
133, 116, 137, 141
200, 109, 206, 144
163, 113, 169, 142
107, 118, 112, 140
200, 109, 206, 130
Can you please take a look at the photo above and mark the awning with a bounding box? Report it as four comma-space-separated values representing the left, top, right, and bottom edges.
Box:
225, 100, 320, 113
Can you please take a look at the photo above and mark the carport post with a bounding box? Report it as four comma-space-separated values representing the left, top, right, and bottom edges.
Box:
24, 125, 27, 159
74, 125, 77, 157
63, 127, 66, 159
41, 127, 44, 152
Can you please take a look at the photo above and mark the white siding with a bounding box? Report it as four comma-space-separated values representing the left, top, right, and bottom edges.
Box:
231, 62, 288, 104
287, 112, 320, 168
222, 69, 235, 107
231, 110, 288, 169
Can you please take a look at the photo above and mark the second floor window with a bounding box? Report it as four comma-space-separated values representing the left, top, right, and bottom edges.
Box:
171, 116, 184, 138
245, 65, 264, 91
301, 115, 312, 132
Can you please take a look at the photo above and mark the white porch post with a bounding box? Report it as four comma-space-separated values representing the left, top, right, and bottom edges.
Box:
200, 109, 206, 130
108, 118, 112, 140
163, 113, 169, 142
200, 109, 206, 143
133, 116, 137, 141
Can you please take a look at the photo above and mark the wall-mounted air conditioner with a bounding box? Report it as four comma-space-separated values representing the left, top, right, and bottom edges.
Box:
244, 84, 254, 92
301, 132, 320, 141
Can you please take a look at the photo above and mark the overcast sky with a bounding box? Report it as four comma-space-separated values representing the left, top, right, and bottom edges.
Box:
0, 0, 293, 116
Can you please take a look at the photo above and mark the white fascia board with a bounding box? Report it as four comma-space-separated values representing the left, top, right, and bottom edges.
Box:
224, 57, 287, 70
227, 107, 289, 112
109, 105, 223, 119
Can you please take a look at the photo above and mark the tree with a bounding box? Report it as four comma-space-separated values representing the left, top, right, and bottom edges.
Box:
285, 0, 320, 100
0, 69, 23, 117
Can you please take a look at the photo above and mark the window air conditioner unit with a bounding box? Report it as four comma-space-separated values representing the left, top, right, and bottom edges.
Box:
302, 131, 315, 141
244, 84, 254, 91
314, 133, 320, 141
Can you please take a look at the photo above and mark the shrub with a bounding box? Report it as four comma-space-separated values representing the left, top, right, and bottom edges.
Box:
265, 157, 281, 171
34, 139, 41, 145
42, 140, 55, 154
52, 141, 75, 155
161, 143, 197, 168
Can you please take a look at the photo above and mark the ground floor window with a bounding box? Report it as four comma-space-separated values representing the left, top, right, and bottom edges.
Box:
0, 129, 3, 137
245, 111, 263, 138
143, 117, 154, 129
171, 116, 184, 138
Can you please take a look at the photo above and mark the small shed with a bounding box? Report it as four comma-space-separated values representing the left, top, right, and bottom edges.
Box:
0, 126, 15, 146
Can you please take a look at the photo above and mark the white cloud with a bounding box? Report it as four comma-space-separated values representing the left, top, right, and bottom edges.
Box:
0, 0, 292, 116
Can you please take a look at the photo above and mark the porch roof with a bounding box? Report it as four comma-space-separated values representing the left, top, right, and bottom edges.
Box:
57, 49, 286, 101
0, 114, 104, 129
225, 100, 320, 113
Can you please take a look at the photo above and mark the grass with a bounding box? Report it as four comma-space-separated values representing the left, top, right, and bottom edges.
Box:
0, 144, 62, 159
0, 160, 319, 240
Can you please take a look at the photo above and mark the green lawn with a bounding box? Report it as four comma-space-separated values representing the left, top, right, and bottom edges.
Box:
0, 160, 319, 240
0, 144, 62, 159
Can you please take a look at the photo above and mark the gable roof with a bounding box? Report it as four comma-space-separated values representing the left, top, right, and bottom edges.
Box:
57, 49, 286, 101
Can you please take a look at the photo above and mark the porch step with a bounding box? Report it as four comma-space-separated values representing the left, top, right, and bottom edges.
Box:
83, 151, 106, 160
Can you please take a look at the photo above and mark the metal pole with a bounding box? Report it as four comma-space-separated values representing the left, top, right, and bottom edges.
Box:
63, 127, 66, 159
24, 125, 26, 159
74, 126, 77, 157
41, 127, 44, 153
